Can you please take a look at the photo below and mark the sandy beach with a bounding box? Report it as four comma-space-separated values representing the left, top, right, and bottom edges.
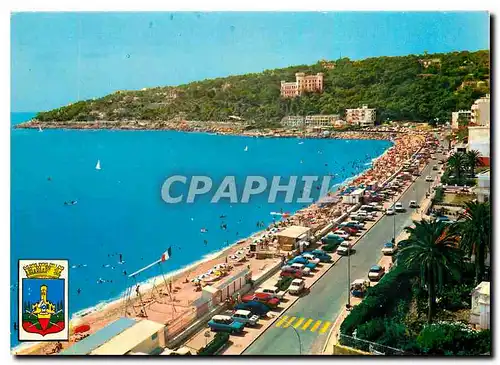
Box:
13, 125, 428, 355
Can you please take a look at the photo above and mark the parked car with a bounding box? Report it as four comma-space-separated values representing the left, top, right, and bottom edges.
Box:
333, 230, 350, 239
306, 250, 333, 263
394, 202, 404, 212
381, 242, 397, 255
425, 175, 433, 182
280, 267, 303, 279
432, 165, 438, 171
368, 265, 386, 281
208, 315, 245, 333
350, 279, 370, 298
386, 207, 395, 215
341, 226, 358, 235
161, 347, 193, 355
409, 200, 418, 208
255, 287, 286, 300
241, 293, 280, 308
369, 203, 383, 211
234, 301, 270, 316
289, 263, 312, 275
336, 241, 355, 256
321, 235, 344, 245
287, 256, 317, 269
288, 279, 305, 295
341, 221, 365, 230
300, 253, 321, 265
231, 309, 259, 326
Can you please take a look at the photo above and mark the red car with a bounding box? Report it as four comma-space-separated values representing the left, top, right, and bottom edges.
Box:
280, 269, 303, 279
342, 227, 358, 235
241, 294, 280, 308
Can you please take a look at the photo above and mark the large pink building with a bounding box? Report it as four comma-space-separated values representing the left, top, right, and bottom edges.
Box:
280, 72, 324, 98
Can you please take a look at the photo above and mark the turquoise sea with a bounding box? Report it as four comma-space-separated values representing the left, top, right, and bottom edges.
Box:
10, 112, 392, 348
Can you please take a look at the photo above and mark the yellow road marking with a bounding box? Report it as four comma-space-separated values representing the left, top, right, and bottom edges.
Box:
319, 321, 332, 334
293, 317, 305, 329
282, 316, 296, 328
301, 318, 314, 330
275, 315, 289, 328
310, 320, 322, 332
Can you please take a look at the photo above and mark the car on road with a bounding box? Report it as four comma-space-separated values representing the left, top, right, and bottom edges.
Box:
381, 242, 397, 255
333, 230, 350, 239
255, 287, 286, 300
425, 175, 433, 182
336, 241, 355, 256
432, 165, 438, 170
368, 265, 386, 281
287, 256, 317, 269
394, 202, 404, 212
242, 293, 280, 308
386, 207, 395, 215
300, 253, 321, 265
208, 315, 245, 333
288, 279, 305, 295
306, 250, 333, 263
409, 200, 418, 208
438, 160, 444, 164
231, 309, 260, 326
234, 301, 270, 316
280, 267, 303, 279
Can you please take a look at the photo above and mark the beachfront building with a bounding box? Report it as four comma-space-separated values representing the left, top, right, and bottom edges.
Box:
346, 105, 376, 127
468, 125, 490, 165
281, 114, 340, 128
280, 72, 324, 98
281, 115, 304, 128
277, 225, 312, 251
470, 281, 490, 330
451, 110, 472, 129
475, 170, 490, 203
471, 94, 490, 126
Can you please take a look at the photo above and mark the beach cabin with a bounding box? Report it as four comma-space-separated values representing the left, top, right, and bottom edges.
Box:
276, 225, 312, 252
342, 188, 366, 205
470, 281, 490, 330
199, 267, 252, 306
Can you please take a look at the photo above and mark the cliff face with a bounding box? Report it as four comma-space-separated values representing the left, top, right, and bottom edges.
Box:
35, 50, 489, 124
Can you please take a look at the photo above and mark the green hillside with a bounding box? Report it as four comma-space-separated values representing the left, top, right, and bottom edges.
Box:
36, 50, 489, 124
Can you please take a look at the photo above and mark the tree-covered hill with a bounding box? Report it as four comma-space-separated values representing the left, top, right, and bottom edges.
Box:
36, 50, 489, 124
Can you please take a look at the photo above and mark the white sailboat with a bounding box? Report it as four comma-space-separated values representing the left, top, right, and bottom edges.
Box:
244, 146, 248, 152
95, 160, 101, 170
38, 126, 43, 132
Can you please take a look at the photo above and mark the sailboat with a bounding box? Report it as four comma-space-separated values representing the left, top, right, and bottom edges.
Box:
244, 146, 248, 152
38, 126, 43, 132
95, 160, 101, 170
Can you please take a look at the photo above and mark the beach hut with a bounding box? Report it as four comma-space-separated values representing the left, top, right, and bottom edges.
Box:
276, 225, 311, 251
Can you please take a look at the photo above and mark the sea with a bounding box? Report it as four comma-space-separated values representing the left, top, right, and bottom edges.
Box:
10, 112, 392, 348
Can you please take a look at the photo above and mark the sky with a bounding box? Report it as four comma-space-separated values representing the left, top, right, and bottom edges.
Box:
11, 11, 490, 112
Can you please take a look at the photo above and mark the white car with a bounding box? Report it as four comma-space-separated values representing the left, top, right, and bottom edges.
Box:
425, 175, 433, 182
409, 200, 417, 208
288, 279, 305, 295
333, 230, 350, 239
336, 241, 354, 256
381, 242, 397, 255
301, 253, 321, 265
231, 309, 260, 326
394, 202, 404, 212
255, 287, 286, 300
386, 207, 395, 215
290, 263, 311, 276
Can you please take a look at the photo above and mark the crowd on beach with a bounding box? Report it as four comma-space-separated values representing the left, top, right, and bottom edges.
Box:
13, 123, 429, 356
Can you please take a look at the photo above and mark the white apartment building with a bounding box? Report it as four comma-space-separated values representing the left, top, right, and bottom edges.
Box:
475, 171, 490, 203
471, 94, 490, 126
468, 125, 490, 162
451, 110, 472, 129
281, 114, 340, 128
346, 105, 376, 127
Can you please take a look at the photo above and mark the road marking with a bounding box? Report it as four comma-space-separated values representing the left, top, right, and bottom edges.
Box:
301, 318, 314, 330
282, 316, 296, 328
293, 318, 305, 328
319, 321, 332, 334
275, 315, 289, 328
310, 320, 322, 332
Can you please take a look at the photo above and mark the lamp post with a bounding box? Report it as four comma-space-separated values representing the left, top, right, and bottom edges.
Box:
290, 326, 302, 355
347, 245, 351, 308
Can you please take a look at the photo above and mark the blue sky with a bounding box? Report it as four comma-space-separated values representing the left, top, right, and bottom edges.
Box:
11, 11, 489, 112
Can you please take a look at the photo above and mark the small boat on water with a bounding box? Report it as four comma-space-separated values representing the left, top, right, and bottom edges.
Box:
38, 126, 43, 132
244, 146, 248, 152
298, 141, 304, 145
95, 160, 101, 170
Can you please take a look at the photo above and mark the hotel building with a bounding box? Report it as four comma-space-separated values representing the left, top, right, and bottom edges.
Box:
280, 73, 324, 98
345, 105, 376, 127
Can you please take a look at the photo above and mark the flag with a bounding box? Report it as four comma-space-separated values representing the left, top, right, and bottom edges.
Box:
161, 247, 172, 262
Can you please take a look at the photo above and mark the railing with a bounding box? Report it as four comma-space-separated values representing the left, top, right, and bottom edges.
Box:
338, 333, 409, 356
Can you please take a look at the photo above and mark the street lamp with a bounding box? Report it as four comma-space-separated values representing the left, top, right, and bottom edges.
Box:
290, 326, 302, 355
347, 245, 351, 308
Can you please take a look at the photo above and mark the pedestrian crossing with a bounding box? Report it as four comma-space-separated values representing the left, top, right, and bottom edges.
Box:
275, 315, 332, 335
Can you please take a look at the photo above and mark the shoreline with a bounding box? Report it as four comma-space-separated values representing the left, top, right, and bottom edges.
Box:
13, 125, 428, 355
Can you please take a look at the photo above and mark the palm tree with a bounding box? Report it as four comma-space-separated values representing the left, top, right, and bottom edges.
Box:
464, 150, 482, 177
446, 152, 466, 181
397, 220, 463, 323
456, 201, 491, 285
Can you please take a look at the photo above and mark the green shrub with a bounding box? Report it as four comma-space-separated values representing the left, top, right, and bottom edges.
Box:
197, 332, 230, 355
438, 283, 474, 311
356, 318, 385, 341
417, 322, 491, 355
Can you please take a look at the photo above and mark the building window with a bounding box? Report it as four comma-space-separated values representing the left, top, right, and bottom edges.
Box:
151, 332, 158, 341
